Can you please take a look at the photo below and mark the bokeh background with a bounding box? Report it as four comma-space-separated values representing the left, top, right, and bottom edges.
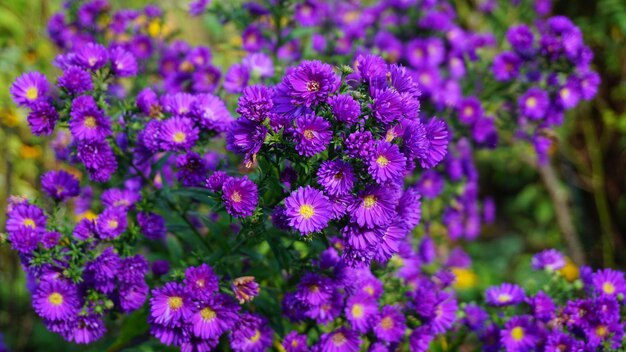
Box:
0, 0, 624, 350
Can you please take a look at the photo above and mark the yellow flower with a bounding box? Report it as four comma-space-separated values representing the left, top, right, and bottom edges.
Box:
20, 145, 42, 159
452, 267, 478, 290
0, 108, 19, 127
77, 210, 98, 222
559, 257, 579, 282
148, 19, 162, 38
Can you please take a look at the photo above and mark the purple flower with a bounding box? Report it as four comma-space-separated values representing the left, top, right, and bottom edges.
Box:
58, 66, 93, 94
163, 93, 196, 117
243, 53, 274, 79
226, 118, 267, 167
557, 79, 581, 109
191, 293, 239, 339
95, 207, 127, 240
73, 218, 96, 241
66, 314, 106, 344
224, 64, 250, 94
283, 331, 308, 352
7, 227, 39, 253
544, 332, 580, 352
500, 316, 539, 351
492, 52, 521, 81
74, 42, 108, 70
317, 160, 355, 196
531, 249, 565, 270
345, 294, 377, 333
368, 141, 407, 184
222, 176, 258, 218
236, 85, 274, 122
232, 276, 260, 304
373, 305, 406, 343
189, 0, 210, 16
33, 279, 80, 321
592, 269, 625, 297
69, 95, 112, 141
396, 187, 422, 230
313, 327, 361, 352
27, 100, 59, 136
119, 281, 149, 313
485, 283, 525, 307
138, 212, 166, 240
409, 326, 433, 352
370, 88, 404, 124
176, 152, 209, 187
345, 130, 375, 159
292, 113, 332, 157
41, 170, 80, 202
229, 313, 273, 352
284, 186, 333, 235
329, 94, 361, 125
457, 97, 483, 125
279, 60, 340, 108
295, 1, 322, 27
6, 203, 47, 235
109, 47, 137, 77
463, 304, 489, 331
352, 54, 388, 84
528, 291, 555, 322
519, 87, 549, 120
206, 171, 229, 192
101, 188, 140, 210
417, 170, 444, 199
242, 25, 265, 52
579, 70, 600, 100
506, 25, 535, 54
192, 94, 233, 133
185, 264, 219, 298
152, 260, 170, 277
159, 117, 199, 151
348, 186, 396, 229
150, 282, 193, 327
11, 72, 49, 107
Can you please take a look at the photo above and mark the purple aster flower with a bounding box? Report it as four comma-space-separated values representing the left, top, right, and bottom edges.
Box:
374, 31, 403, 63
6, 203, 47, 235
191, 293, 239, 339
368, 141, 407, 184
313, 327, 361, 352
159, 117, 199, 151
406, 39, 428, 69
192, 94, 233, 133
280, 60, 340, 108
241, 25, 265, 52
41, 170, 80, 202
84, 247, 121, 293
345, 130, 375, 159
109, 47, 137, 77
485, 283, 525, 307
396, 187, 422, 230
152, 260, 170, 277
328, 94, 361, 125
26, 100, 59, 136
222, 176, 258, 218
500, 316, 539, 351
74, 42, 108, 70
592, 269, 625, 297
224, 64, 250, 94
69, 95, 112, 141
579, 70, 600, 100
345, 294, 377, 333
295, 273, 333, 307
375, 222, 408, 263
150, 282, 193, 327
284, 186, 333, 235
138, 212, 166, 240
531, 249, 565, 271
317, 160, 355, 196
118, 255, 149, 284
162, 93, 196, 118
417, 118, 448, 168
101, 188, 140, 210
295, 1, 322, 26
119, 281, 149, 312
457, 97, 483, 125
66, 313, 106, 344
7, 227, 39, 254
409, 326, 433, 352
184, 264, 219, 298
58, 66, 93, 94
373, 305, 406, 343
226, 118, 267, 167
10, 71, 49, 107
283, 331, 308, 352
528, 291, 555, 322
73, 218, 96, 241
95, 207, 127, 240
416, 170, 444, 199
243, 53, 274, 79
206, 171, 229, 192
463, 304, 489, 331
348, 186, 396, 229
506, 25, 535, 54
292, 113, 332, 157
556, 79, 581, 109
519, 87, 549, 120
189, 0, 210, 16
232, 276, 260, 304
236, 85, 274, 122
351, 54, 388, 84
492, 52, 521, 81
33, 279, 80, 321
544, 332, 580, 352
229, 313, 273, 352
137, 88, 160, 116
176, 152, 209, 187
370, 88, 404, 124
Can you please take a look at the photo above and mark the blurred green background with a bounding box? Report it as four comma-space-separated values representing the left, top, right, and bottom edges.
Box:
0, 0, 625, 350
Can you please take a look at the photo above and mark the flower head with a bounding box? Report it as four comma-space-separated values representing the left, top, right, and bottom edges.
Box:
41, 170, 80, 202
232, 276, 260, 304
317, 160, 355, 196
222, 176, 258, 218
531, 249, 565, 271
285, 186, 333, 235
368, 141, 407, 184
485, 283, 525, 307
292, 114, 332, 157
11, 72, 49, 107
33, 279, 80, 321
69, 95, 112, 141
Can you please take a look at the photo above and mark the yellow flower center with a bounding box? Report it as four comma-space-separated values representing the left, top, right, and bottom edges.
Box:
385, 129, 396, 142
167, 296, 183, 310
363, 195, 377, 209
231, 191, 242, 203
414, 48, 424, 59
497, 294, 512, 303
333, 172, 344, 180
376, 155, 390, 167
88, 57, 97, 66
303, 129, 315, 140
107, 219, 119, 229
351, 303, 364, 318
248, 330, 261, 343
83, 116, 97, 129
309, 284, 319, 293
23, 218, 36, 228
148, 20, 161, 37
299, 204, 315, 220
560, 88, 570, 99
196, 279, 205, 288
200, 307, 216, 321
173, 131, 187, 143
595, 325, 608, 338
602, 282, 616, 295
511, 327, 524, 341
26, 87, 39, 100
364, 285, 374, 296
306, 81, 320, 92
331, 332, 346, 346
380, 316, 394, 330
463, 106, 474, 117
526, 97, 537, 109
48, 292, 64, 306
291, 339, 299, 347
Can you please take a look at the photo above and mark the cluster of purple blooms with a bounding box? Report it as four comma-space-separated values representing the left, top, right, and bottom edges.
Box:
468, 249, 626, 351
